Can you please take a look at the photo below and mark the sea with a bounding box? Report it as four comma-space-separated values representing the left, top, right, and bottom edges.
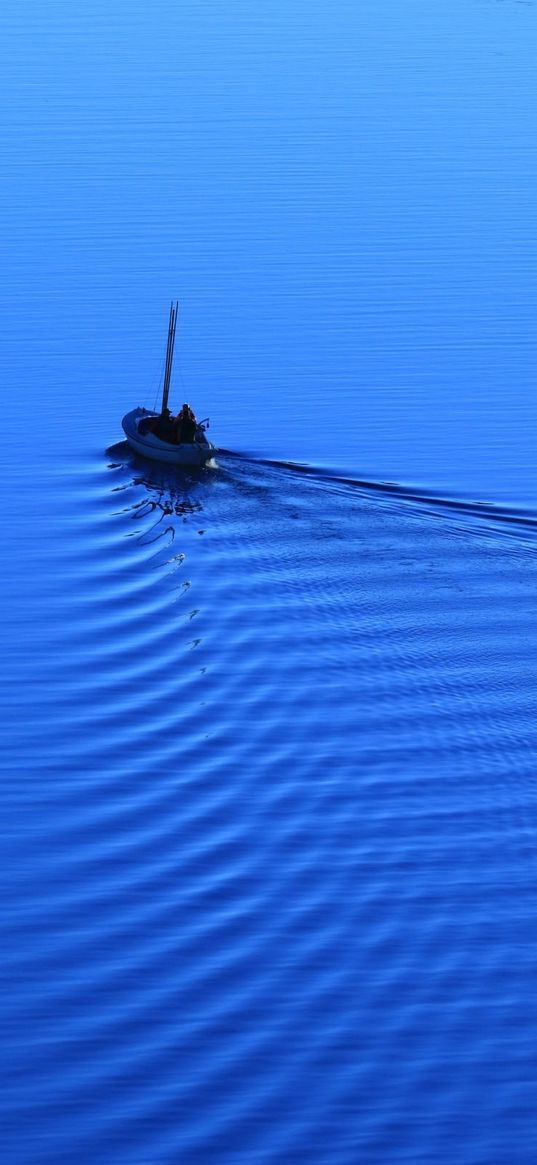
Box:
2, 2, 537, 1162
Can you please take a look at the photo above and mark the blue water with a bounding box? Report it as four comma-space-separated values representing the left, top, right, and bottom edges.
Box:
3, 2, 537, 1162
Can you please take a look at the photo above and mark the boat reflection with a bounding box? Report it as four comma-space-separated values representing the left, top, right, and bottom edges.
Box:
106, 441, 211, 554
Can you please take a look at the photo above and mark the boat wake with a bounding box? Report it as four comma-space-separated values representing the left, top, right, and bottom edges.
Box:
108, 438, 537, 547
5, 436, 537, 1165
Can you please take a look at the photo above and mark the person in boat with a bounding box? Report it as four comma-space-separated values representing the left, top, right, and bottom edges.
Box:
172, 403, 197, 444
150, 407, 176, 443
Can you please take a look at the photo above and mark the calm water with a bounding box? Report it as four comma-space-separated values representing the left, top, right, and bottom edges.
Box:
3, 2, 537, 1162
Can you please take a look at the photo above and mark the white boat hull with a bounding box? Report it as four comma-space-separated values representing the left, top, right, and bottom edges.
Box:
122, 407, 217, 466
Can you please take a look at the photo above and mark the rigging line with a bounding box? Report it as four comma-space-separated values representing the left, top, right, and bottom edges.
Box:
151, 320, 169, 411
151, 366, 163, 413
161, 301, 175, 412
152, 348, 168, 411
152, 337, 171, 411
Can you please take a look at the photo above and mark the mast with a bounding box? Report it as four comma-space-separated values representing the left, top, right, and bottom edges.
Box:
161, 300, 179, 414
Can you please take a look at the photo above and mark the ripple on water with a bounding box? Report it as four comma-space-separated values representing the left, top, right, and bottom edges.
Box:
4, 449, 537, 1163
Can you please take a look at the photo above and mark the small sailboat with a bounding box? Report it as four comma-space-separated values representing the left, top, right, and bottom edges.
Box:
122, 302, 217, 466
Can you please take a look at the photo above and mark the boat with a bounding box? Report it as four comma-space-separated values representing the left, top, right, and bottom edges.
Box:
121, 302, 217, 466
121, 406, 216, 466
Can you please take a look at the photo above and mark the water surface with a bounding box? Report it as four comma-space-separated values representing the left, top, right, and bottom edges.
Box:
3, 1, 537, 1162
